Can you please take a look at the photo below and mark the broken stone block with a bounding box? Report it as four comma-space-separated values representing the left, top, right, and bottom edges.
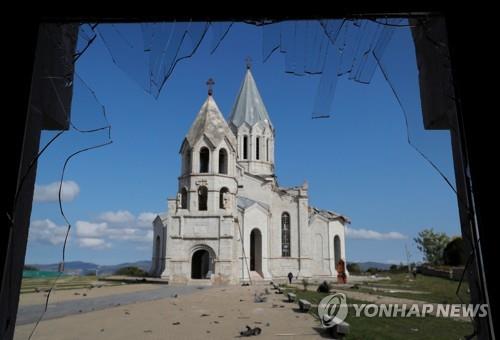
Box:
328, 321, 350, 338
298, 299, 311, 312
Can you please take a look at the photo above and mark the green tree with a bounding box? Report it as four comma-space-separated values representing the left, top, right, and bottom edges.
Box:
414, 228, 450, 265
347, 263, 361, 274
114, 266, 148, 277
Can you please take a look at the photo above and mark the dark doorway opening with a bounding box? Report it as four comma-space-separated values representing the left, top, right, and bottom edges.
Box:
191, 249, 211, 279
250, 229, 262, 275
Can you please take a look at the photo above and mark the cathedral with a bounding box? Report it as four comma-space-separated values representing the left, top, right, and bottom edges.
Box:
150, 67, 349, 284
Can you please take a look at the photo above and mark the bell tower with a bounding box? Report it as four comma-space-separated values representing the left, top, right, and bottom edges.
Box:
177, 79, 238, 214
229, 63, 275, 176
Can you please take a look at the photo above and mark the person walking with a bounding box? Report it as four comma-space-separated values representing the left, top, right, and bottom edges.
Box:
287, 272, 293, 284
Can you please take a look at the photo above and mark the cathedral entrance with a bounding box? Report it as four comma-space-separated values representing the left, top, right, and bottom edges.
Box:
191, 248, 214, 279
250, 229, 262, 275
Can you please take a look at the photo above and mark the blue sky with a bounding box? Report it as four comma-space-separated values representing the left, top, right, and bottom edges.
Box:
26, 22, 460, 266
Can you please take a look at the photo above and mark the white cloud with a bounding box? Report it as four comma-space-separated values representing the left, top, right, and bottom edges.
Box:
33, 210, 158, 251
108, 229, 153, 243
29, 219, 68, 245
78, 238, 111, 249
34, 181, 80, 203
346, 227, 407, 240
98, 210, 134, 224
137, 212, 157, 228
76, 221, 108, 238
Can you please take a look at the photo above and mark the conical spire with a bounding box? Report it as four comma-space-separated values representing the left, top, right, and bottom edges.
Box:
229, 69, 273, 129
184, 95, 236, 148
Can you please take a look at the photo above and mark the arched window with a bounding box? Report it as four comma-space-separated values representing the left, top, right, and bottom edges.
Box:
266, 138, 269, 161
256, 137, 260, 160
219, 187, 229, 209
218, 148, 228, 174
199, 147, 209, 173
243, 135, 248, 160
281, 212, 291, 257
334, 235, 341, 265
183, 149, 192, 174
155, 235, 161, 258
181, 187, 188, 209
198, 186, 208, 211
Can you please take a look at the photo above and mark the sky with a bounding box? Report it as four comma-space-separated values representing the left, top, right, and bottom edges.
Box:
26, 21, 460, 266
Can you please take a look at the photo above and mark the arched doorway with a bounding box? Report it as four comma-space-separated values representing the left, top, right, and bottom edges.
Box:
191, 248, 214, 279
250, 229, 262, 275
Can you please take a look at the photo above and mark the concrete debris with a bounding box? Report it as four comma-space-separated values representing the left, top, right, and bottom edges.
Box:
254, 292, 267, 303
240, 325, 262, 337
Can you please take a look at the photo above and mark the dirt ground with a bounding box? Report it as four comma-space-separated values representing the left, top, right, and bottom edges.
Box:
18, 283, 160, 306
15, 284, 324, 340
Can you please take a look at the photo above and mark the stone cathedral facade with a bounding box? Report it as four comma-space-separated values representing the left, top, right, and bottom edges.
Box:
150, 68, 349, 284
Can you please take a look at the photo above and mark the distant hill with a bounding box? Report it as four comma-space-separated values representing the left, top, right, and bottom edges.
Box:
356, 262, 395, 271
28, 260, 394, 275
27, 260, 152, 275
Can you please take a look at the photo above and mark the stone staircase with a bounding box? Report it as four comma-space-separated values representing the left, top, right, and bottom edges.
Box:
187, 279, 212, 286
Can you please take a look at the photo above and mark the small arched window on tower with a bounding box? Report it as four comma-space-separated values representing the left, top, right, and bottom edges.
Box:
183, 149, 192, 174
256, 137, 260, 160
181, 187, 188, 209
199, 147, 210, 173
198, 186, 208, 211
281, 212, 291, 257
243, 135, 248, 160
219, 148, 228, 174
219, 187, 229, 209
266, 138, 269, 162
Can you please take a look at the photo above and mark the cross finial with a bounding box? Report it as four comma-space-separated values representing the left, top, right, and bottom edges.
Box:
206, 78, 215, 96
245, 56, 252, 70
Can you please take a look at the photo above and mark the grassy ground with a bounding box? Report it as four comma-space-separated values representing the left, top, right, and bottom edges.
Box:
20, 275, 119, 293
284, 287, 474, 340
352, 273, 470, 304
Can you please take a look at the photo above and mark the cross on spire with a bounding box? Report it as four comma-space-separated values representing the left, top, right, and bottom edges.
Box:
206, 78, 215, 96
245, 56, 252, 70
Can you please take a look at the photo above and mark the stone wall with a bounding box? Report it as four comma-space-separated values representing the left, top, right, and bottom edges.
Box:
419, 265, 465, 281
